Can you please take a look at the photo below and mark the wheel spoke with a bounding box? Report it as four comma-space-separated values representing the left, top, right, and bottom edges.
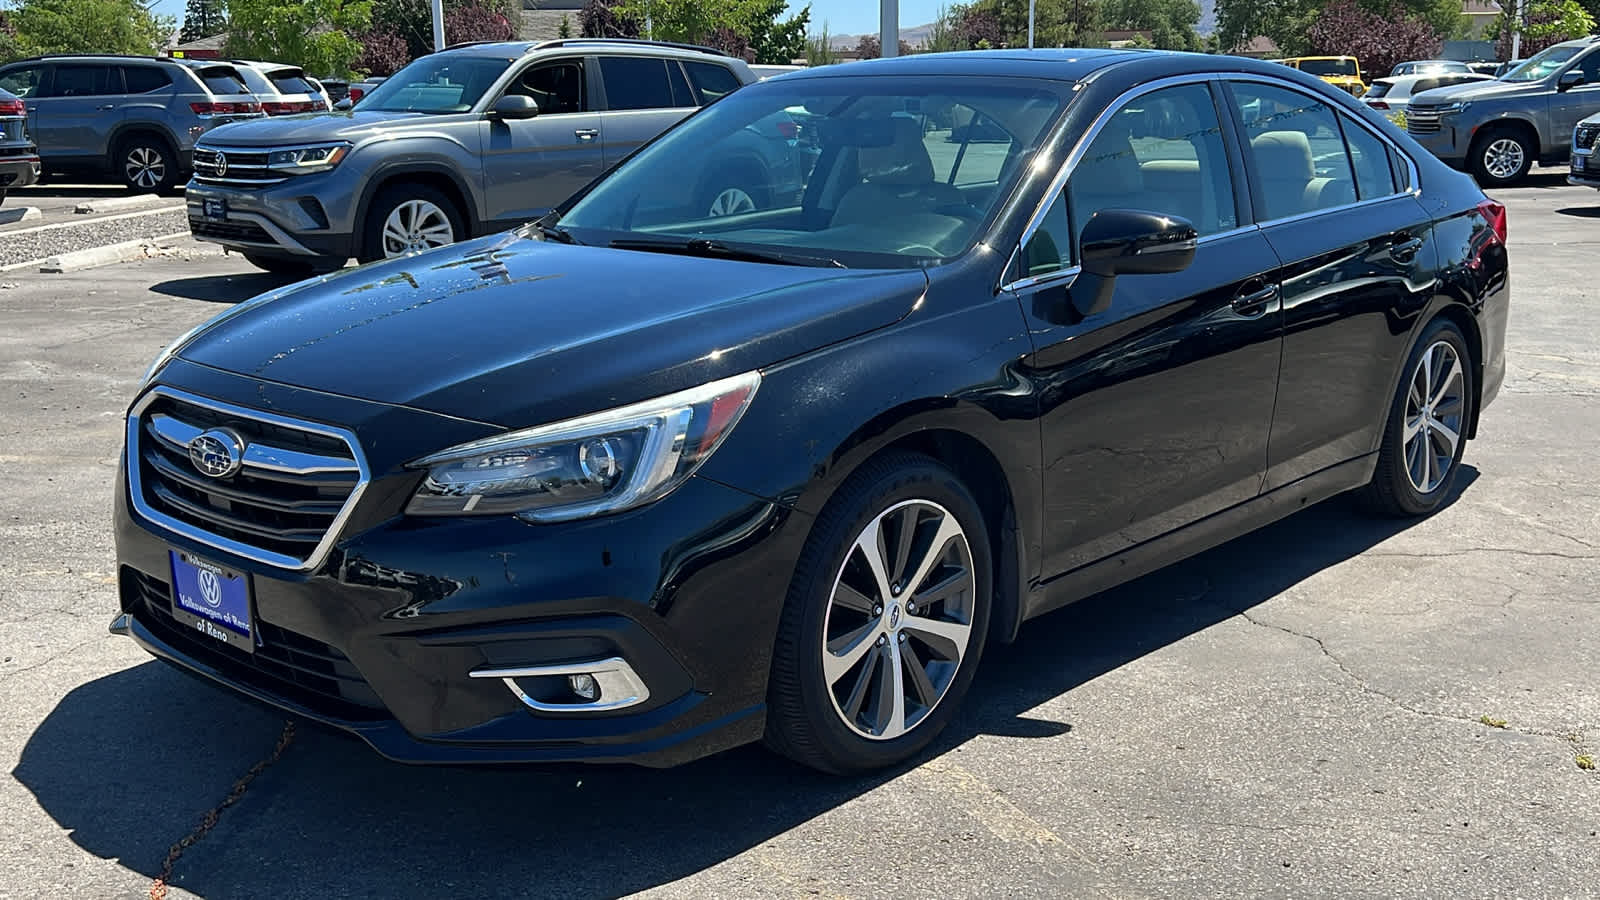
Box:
903, 613, 970, 661
872, 641, 906, 737
1433, 395, 1465, 419
884, 506, 917, 587
912, 568, 970, 613
902, 514, 963, 598
1406, 431, 1426, 487
1430, 352, 1462, 408
839, 645, 877, 721
855, 523, 896, 603
1429, 416, 1460, 458
1420, 346, 1435, 403
833, 581, 876, 615
824, 621, 878, 686
1423, 436, 1438, 489
901, 640, 939, 707
1403, 414, 1424, 442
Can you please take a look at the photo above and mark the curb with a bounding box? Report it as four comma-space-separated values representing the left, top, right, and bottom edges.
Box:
74, 194, 181, 215
33, 231, 191, 274
0, 206, 42, 225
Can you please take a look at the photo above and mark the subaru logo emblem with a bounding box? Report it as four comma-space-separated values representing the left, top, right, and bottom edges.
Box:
214, 151, 228, 177
188, 428, 245, 479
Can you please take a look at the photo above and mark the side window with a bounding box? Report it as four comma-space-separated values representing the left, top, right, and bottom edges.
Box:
1016, 190, 1073, 281
598, 57, 675, 111
1229, 82, 1356, 221
507, 61, 585, 114
1069, 83, 1237, 239
121, 66, 172, 94
665, 61, 694, 108
1390, 146, 1413, 191
48, 64, 117, 98
1340, 115, 1398, 200
1576, 49, 1600, 85
683, 61, 742, 106
0, 65, 46, 98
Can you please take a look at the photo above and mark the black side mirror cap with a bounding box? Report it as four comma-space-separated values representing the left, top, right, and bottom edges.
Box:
1069, 209, 1199, 317
491, 95, 540, 120
1559, 70, 1584, 91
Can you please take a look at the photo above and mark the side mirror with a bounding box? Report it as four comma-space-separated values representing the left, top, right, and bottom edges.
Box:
1068, 209, 1198, 318
491, 95, 540, 120
1559, 70, 1585, 91
334, 98, 353, 111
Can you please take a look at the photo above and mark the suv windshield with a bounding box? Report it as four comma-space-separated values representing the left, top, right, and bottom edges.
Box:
357, 55, 509, 114
1502, 45, 1581, 82
268, 69, 316, 94
1298, 59, 1357, 76
560, 78, 1066, 268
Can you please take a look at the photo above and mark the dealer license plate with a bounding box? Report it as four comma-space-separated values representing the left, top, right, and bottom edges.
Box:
203, 198, 227, 220
168, 550, 254, 653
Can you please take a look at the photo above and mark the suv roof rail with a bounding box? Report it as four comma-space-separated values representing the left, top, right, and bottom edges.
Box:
15, 53, 173, 62
529, 37, 731, 58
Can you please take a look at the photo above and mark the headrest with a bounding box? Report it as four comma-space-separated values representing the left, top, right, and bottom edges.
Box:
1078, 119, 1144, 195
858, 117, 935, 186
1251, 131, 1315, 181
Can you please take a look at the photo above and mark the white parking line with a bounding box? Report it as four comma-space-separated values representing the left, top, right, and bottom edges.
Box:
0, 202, 186, 238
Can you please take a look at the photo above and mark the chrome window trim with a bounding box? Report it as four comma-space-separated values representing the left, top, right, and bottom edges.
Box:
126, 386, 372, 572
1002, 225, 1260, 294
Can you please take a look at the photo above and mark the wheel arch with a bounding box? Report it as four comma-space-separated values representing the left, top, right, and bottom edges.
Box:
107, 123, 179, 167
1473, 117, 1540, 158
354, 164, 480, 256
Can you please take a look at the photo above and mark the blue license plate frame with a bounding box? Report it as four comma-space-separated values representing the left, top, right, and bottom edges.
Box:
168, 550, 255, 654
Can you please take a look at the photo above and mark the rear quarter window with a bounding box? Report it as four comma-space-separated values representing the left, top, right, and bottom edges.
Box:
684, 61, 743, 106
269, 71, 316, 94
197, 68, 251, 95
122, 66, 173, 94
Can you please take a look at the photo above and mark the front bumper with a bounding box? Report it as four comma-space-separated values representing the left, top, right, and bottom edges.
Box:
113, 363, 810, 766
186, 177, 356, 261
1570, 152, 1598, 187
1407, 123, 1468, 166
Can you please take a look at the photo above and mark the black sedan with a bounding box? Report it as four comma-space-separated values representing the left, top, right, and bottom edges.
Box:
114, 49, 1509, 773
0, 87, 39, 205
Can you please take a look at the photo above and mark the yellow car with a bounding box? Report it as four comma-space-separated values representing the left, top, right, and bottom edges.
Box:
1277, 56, 1367, 97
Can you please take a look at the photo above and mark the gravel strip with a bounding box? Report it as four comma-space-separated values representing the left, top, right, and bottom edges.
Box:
0, 208, 190, 269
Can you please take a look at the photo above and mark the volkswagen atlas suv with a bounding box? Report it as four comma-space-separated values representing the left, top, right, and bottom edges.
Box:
116, 48, 1509, 773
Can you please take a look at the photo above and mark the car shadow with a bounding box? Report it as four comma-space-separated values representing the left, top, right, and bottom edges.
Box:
150, 272, 305, 304
1556, 205, 1600, 218
13, 470, 1476, 897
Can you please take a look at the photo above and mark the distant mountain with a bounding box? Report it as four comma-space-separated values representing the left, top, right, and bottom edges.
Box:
829, 22, 937, 50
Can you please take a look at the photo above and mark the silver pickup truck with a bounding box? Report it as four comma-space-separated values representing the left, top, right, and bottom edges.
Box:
1407, 36, 1600, 186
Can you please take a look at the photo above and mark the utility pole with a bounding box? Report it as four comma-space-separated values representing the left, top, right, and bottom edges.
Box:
1029, 0, 1036, 48
431, 0, 445, 51
1510, 0, 1522, 60
881, 0, 899, 58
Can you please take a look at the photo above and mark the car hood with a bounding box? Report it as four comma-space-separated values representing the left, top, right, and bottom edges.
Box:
1581, 110, 1600, 126
198, 109, 433, 146
173, 231, 929, 428
1411, 79, 1546, 105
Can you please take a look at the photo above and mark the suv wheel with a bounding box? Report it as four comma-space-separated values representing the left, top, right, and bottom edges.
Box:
117, 135, 177, 193
360, 183, 464, 262
1470, 128, 1534, 186
700, 168, 769, 218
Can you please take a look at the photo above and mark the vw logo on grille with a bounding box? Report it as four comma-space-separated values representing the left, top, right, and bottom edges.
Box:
188, 428, 245, 479
214, 151, 228, 177
198, 568, 223, 608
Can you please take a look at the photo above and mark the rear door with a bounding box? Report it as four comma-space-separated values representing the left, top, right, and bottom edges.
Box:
479, 56, 605, 226
0, 64, 48, 150
1222, 79, 1436, 490
595, 55, 699, 168
33, 63, 121, 161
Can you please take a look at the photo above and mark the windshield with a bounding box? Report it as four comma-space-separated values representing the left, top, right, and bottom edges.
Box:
357, 55, 509, 114
1298, 59, 1358, 76
560, 77, 1067, 269
1501, 45, 1581, 82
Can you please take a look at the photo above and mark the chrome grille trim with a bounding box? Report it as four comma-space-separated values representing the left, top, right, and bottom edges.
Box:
192, 146, 287, 186
127, 387, 371, 571
1576, 124, 1599, 151
1406, 108, 1441, 134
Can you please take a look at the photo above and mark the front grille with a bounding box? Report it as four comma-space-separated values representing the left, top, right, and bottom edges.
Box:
127, 568, 388, 719
1406, 108, 1441, 135
1576, 123, 1599, 151
129, 389, 367, 569
189, 217, 274, 244
192, 147, 285, 186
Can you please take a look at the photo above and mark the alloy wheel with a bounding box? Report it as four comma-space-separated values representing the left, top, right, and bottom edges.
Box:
821, 499, 975, 741
1482, 138, 1525, 181
125, 147, 166, 189
1402, 340, 1466, 494
380, 199, 455, 257
707, 187, 756, 217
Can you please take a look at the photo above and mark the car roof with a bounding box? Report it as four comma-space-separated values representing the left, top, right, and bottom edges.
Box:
772, 48, 1321, 86
444, 38, 736, 62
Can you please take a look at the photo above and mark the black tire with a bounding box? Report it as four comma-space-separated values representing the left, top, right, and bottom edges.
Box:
1359, 317, 1476, 517
1468, 127, 1534, 187
765, 452, 992, 774
242, 253, 343, 277
358, 182, 465, 263
115, 134, 178, 194
698, 167, 768, 218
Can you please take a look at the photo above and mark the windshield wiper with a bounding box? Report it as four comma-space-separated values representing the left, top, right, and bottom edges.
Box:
531, 219, 581, 245
608, 237, 845, 268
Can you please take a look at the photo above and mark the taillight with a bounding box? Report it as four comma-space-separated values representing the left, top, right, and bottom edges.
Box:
775, 119, 798, 139
0, 98, 23, 116
1368, 100, 1389, 110
349, 86, 365, 103
191, 100, 263, 116
1478, 199, 1507, 243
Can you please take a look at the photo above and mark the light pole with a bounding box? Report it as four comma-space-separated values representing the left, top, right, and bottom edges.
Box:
881, 0, 899, 58
431, 0, 445, 51
1510, 0, 1522, 61
1029, 0, 1036, 48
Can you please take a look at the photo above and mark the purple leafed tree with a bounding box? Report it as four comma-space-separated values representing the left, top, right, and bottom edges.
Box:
952, 6, 1005, 49
854, 35, 914, 58
1307, 0, 1442, 83
355, 26, 411, 77
445, 2, 515, 43
581, 0, 641, 38
707, 26, 757, 62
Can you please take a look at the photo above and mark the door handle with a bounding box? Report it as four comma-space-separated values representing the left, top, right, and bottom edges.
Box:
1388, 236, 1424, 263
1231, 283, 1279, 317
574, 128, 598, 141
98, 104, 117, 110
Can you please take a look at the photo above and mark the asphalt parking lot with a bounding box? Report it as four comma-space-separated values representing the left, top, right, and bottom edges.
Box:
1, 172, 1597, 899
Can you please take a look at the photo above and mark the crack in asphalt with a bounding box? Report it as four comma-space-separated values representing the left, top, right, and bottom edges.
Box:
0, 636, 105, 678
1360, 547, 1599, 562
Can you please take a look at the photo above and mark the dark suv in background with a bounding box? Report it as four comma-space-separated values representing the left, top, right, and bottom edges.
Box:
0, 55, 265, 192
184, 39, 781, 273
0, 86, 40, 204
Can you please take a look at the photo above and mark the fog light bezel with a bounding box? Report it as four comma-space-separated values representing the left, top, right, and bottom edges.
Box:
469, 656, 650, 713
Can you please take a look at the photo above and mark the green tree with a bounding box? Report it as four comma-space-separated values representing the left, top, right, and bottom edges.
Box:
559, 14, 572, 37
1215, 0, 1320, 54
5, 0, 172, 58
746, 0, 809, 64
225, 0, 371, 77
180, 0, 227, 43
805, 20, 837, 64
1100, 0, 1200, 48
614, 0, 808, 62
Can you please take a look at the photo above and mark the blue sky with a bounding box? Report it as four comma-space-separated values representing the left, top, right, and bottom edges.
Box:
152, 1, 947, 37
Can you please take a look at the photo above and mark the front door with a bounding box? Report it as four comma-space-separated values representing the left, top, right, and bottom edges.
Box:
1016, 81, 1284, 578
33, 63, 121, 163
1549, 47, 1600, 154
480, 57, 605, 227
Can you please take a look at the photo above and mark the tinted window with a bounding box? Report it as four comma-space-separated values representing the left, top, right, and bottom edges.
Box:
1018, 191, 1072, 280
1412, 77, 1440, 94
1071, 83, 1237, 237
1365, 81, 1392, 98
508, 61, 586, 113
0, 65, 45, 98
1229, 82, 1357, 220
1341, 115, 1397, 199
599, 57, 676, 111
1576, 49, 1600, 84
268, 70, 316, 94
234, 66, 276, 95
121, 66, 172, 94
197, 67, 251, 95
683, 61, 742, 106
1297, 59, 1357, 76
359, 56, 509, 114
49, 64, 116, 97
666, 61, 693, 107
1502, 44, 1580, 82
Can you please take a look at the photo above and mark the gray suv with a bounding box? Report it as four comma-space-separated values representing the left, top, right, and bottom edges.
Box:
185, 39, 794, 274
0, 55, 266, 192
1407, 36, 1600, 185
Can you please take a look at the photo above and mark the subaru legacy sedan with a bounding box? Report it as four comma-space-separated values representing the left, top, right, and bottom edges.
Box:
114, 49, 1509, 774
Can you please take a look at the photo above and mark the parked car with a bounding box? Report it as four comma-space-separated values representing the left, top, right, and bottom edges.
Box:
1571, 110, 1600, 188
751, 64, 806, 79
1467, 61, 1504, 76
1363, 72, 1495, 119
304, 76, 335, 110
116, 48, 1509, 773
1495, 58, 1527, 77
344, 76, 387, 106
185, 39, 759, 274
313, 77, 350, 104
0, 87, 41, 204
1390, 59, 1472, 77
0, 55, 264, 192
1278, 56, 1367, 96
231, 61, 331, 115
1407, 36, 1600, 185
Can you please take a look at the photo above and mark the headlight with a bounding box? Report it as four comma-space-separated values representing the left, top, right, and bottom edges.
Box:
265, 143, 350, 174
406, 371, 761, 522
1438, 101, 1471, 114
